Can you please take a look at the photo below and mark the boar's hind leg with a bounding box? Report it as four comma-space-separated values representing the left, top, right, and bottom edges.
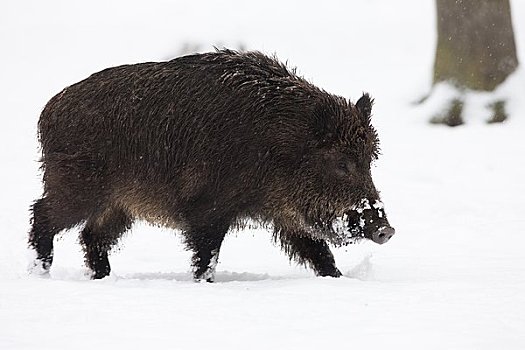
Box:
80, 207, 132, 279
277, 231, 342, 278
183, 221, 230, 283
28, 197, 80, 274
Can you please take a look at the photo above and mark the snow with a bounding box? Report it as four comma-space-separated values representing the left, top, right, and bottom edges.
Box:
1, 0, 525, 349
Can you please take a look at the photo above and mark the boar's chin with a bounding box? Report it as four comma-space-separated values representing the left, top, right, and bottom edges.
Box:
328, 212, 366, 246
303, 214, 362, 247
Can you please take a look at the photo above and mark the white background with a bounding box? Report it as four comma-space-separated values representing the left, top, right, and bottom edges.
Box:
1, 1, 524, 349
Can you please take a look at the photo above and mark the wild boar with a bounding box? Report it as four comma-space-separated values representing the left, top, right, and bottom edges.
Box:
29, 49, 394, 281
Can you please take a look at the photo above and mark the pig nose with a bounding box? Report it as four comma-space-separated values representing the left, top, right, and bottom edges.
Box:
371, 226, 395, 245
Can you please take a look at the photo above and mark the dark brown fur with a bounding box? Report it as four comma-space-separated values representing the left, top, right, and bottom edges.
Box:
29, 49, 389, 280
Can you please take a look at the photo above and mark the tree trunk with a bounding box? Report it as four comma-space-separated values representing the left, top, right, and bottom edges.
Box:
434, 0, 518, 91
430, 0, 519, 125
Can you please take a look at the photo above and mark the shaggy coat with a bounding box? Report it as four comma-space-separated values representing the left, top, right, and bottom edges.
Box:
29, 49, 393, 280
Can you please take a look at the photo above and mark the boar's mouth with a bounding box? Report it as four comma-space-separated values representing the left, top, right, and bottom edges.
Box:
328, 198, 395, 246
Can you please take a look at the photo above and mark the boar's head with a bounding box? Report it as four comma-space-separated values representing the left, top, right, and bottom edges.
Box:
276, 93, 395, 246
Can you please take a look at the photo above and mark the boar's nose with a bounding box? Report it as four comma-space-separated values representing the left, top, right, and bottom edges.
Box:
371, 226, 395, 245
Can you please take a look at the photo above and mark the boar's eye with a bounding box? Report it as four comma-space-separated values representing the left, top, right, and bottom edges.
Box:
335, 159, 356, 177
337, 161, 349, 172
323, 151, 357, 178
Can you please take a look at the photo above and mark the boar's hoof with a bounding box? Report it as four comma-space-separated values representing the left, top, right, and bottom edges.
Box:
317, 267, 343, 278
371, 226, 395, 245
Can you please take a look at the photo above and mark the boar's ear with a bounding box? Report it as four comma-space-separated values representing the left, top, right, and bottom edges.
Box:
356, 93, 374, 121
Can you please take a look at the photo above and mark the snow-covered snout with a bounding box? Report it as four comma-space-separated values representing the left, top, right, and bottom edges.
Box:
345, 199, 395, 245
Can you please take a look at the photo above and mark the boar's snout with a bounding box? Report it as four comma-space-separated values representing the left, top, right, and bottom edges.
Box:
343, 198, 395, 245
371, 226, 395, 245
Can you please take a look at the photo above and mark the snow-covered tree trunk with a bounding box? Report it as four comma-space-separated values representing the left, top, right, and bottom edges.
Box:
431, 0, 519, 125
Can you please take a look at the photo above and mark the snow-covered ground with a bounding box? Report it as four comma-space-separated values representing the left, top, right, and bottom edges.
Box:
1, 1, 525, 349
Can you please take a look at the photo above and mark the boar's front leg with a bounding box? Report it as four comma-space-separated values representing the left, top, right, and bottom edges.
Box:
80, 207, 133, 279
183, 221, 230, 282
276, 230, 342, 278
